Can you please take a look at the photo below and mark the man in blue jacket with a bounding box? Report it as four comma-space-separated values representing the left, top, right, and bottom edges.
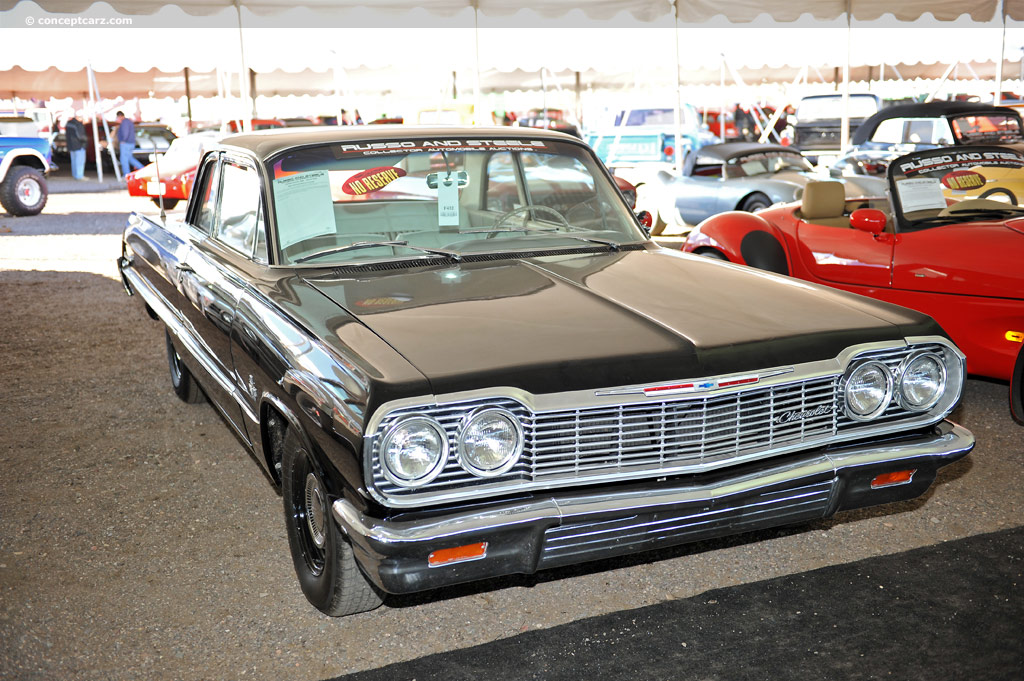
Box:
116, 111, 143, 178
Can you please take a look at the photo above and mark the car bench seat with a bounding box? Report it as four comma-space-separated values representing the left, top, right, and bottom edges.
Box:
798, 181, 850, 227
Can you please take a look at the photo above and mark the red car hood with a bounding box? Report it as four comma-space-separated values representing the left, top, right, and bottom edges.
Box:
896, 219, 1024, 299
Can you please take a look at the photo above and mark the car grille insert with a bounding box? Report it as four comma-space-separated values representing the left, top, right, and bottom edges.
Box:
369, 343, 949, 505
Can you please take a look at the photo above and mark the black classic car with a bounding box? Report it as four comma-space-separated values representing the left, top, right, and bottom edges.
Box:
831, 101, 1024, 177
790, 93, 882, 165
118, 126, 974, 616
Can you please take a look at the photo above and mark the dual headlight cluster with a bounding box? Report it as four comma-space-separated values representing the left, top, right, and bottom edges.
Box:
378, 408, 524, 488
843, 351, 947, 421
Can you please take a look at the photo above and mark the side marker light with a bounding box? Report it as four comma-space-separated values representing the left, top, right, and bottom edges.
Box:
428, 542, 488, 568
871, 469, 917, 489
1006, 331, 1024, 343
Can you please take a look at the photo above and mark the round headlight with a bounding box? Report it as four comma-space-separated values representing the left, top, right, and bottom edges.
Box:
379, 417, 448, 487
458, 408, 523, 477
899, 352, 946, 411
844, 361, 893, 420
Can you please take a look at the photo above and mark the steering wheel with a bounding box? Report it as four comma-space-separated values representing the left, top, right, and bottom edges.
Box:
490, 204, 571, 236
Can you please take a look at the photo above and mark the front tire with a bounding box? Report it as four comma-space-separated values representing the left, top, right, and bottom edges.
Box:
1011, 345, 1024, 426
165, 330, 204, 403
151, 197, 179, 210
739, 193, 771, 213
0, 166, 48, 216
281, 428, 382, 616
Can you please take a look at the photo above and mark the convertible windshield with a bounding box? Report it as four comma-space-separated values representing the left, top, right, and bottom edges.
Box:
267, 138, 642, 265
950, 114, 1024, 145
887, 146, 1024, 228
724, 151, 812, 178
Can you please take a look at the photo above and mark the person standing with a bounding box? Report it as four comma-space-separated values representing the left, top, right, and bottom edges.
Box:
65, 115, 87, 181
115, 111, 143, 178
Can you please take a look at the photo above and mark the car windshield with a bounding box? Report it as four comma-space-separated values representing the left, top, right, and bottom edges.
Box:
950, 114, 1024, 144
887, 145, 1024, 229
797, 95, 879, 121
267, 137, 644, 265
724, 151, 812, 177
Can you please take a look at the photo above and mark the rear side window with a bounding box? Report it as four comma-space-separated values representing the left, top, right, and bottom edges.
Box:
191, 155, 220, 235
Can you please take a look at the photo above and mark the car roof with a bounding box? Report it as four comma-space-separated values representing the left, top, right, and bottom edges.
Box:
852, 101, 1022, 145
693, 142, 795, 162
214, 125, 581, 162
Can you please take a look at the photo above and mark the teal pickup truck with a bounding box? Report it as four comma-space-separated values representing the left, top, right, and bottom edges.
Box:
0, 117, 51, 216
585, 105, 719, 170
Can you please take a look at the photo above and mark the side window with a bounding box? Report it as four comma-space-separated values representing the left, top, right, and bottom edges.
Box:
192, 155, 220, 235
905, 119, 936, 144
485, 152, 517, 211
871, 118, 907, 145
214, 161, 262, 257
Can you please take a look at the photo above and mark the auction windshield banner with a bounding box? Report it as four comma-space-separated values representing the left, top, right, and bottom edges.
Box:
335, 139, 550, 156
893, 147, 1024, 178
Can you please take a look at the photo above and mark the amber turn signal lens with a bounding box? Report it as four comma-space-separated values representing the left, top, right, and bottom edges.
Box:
1006, 331, 1024, 343
870, 469, 917, 489
428, 542, 488, 568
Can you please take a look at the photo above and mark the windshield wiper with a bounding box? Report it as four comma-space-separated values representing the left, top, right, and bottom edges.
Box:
294, 240, 461, 264
531, 232, 622, 250
462, 226, 621, 251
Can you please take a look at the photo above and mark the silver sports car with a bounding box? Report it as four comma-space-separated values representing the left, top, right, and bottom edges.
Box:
642, 142, 886, 229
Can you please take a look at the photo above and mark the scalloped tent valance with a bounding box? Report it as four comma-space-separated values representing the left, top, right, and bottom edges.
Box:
1, 0, 1021, 22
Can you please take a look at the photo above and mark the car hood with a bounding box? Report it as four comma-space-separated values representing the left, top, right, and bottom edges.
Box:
303, 247, 939, 397
896, 219, 1024, 298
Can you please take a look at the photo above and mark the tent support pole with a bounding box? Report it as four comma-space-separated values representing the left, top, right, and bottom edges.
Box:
234, 0, 251, 130
995, 0, 1007, 105
473, 3, 484, 125
86, 65, 102, 183
926, 63, 959, 102
184, 67, 193, 129
840, 0, 851, 155
673, 0, 683, 176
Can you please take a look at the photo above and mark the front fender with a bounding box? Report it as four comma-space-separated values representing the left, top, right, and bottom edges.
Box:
685, 211, 792, 275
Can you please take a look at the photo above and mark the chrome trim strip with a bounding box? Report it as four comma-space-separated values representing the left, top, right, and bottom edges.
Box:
121, 263, 258, 425
336, 423, 973, 546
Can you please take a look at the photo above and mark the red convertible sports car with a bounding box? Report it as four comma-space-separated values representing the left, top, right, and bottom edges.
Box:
683, 145, 1024, 423
126, 132, 220, 209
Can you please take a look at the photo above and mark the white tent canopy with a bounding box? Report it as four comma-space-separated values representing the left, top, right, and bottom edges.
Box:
1, 0, 1019, 22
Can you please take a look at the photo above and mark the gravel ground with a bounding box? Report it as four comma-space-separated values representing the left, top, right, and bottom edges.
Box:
1, 190, 1022, 681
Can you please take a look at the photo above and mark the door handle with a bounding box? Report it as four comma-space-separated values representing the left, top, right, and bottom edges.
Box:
175, 262, 195, 273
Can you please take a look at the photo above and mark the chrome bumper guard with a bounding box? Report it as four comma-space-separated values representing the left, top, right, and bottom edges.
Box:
342, 421, 972, 595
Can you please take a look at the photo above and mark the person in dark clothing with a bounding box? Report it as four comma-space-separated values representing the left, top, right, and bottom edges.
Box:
65, 115, 87, 180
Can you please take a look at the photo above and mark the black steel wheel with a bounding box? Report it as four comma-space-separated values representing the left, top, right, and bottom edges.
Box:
1011, 345, 1024, 426
281, 428, 382, 616
0, 166, 48, 216
165, 330, 204, 403
739, 193, 771, 213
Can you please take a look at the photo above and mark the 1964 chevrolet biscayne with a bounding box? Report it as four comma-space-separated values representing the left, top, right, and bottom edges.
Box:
118, 126, 974, 616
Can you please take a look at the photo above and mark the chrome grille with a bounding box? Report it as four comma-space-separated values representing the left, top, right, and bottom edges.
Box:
367, 341, 959, 507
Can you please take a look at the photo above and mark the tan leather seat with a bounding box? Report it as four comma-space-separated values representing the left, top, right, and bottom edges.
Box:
799, 181, 849, 227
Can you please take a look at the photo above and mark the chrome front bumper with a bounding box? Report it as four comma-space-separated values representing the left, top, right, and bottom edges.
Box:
334, 421, 973, 595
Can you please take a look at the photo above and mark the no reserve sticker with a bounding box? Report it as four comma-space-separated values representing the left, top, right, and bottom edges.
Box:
341, 166, 407, 196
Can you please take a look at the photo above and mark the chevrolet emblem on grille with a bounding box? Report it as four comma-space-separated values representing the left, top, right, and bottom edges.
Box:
775, 404, 835, 424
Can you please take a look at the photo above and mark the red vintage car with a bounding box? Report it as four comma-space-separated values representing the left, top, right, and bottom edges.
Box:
683, 145, 1024, 422
125, 132, 220, 209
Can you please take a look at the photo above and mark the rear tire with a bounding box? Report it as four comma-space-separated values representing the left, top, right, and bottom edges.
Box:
165, 330, 204, 403
0, 166, 48, 216
281, 428, 382, 616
